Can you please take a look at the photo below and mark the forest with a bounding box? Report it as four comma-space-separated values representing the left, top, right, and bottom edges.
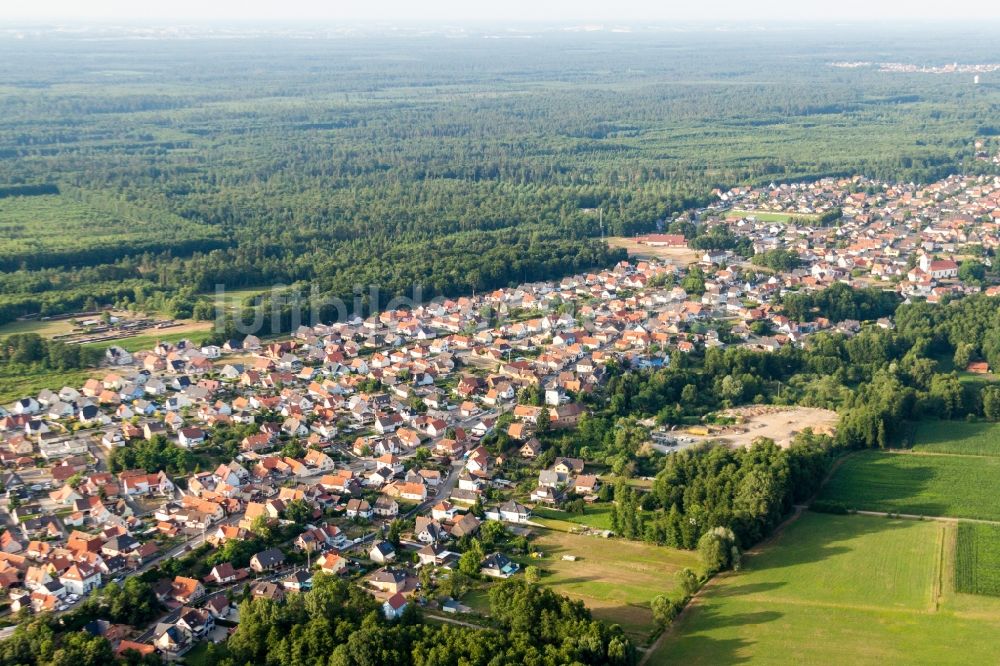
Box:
0, 26, 998, 329
192, 575, 634, 666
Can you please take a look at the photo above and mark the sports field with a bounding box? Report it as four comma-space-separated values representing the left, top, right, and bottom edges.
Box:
652, 513, 1000, 665
817, 450, 1000, 521
529, 529, 701, 643
911, 420, 1000, 457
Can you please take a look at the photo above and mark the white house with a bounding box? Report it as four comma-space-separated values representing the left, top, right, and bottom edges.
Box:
59, 564, 101, 596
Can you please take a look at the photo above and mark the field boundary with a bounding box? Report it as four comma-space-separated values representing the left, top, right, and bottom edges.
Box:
853, 509, 1000, 527
931, 523, 945, 611
886, 448, 1000, 460
641, 450, 858, 665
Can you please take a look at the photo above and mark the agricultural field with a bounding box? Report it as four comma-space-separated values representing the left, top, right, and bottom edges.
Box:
817, 450, 1000, 521
955, 523, 1000, 597
653, 513, 1000, 665
910, 420, 1000, 457
528, 529, 701, 643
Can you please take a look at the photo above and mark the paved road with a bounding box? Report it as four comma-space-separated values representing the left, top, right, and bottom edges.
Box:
136, 513, 242, 575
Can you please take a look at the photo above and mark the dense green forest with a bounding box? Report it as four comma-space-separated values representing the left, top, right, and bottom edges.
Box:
0, 27, 998, 328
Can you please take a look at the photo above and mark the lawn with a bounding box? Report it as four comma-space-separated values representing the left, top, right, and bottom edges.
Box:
461, 585, 492, 614
530, 504, 614, 532
180, 641, 211, 666
955, 523, 1000, 597
528, 529, 701, 643
911, 420, 1000, 457
818, 450, 1000, 521
653, 513, 1000, 665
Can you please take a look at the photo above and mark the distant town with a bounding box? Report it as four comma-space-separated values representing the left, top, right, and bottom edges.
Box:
0, 164, 998, 658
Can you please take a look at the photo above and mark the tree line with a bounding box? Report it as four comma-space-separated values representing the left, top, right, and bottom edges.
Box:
197, 575, 634, 666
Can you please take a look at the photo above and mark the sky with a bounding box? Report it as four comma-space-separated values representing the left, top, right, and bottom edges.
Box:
5, 0, 1000, 23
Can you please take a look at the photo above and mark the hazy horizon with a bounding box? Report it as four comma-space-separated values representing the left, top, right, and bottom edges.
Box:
4, 0, 1000, 24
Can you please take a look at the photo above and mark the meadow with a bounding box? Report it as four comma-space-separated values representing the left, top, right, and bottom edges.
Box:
0, 318, 76, 338
817, 450, 1000, 521
910, 420, 1000, 457
0, 366, 98, 405
653, 513, 1000, 665
528, 529, 701, 643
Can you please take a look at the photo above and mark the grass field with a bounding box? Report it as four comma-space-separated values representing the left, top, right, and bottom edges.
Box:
207, 287, 272, 312
0, 318, 77, 338
528, 529, 701, 643
0, 192, 219, 269
955, 523, 1000, 597
0, 367, 98, 405
727, 209, 822, 223
911, 421, 1000, 457
530, 505, 614, 532
817, 450, 1000, 521
653, 513, 1000, 665
83, 327, 212, 354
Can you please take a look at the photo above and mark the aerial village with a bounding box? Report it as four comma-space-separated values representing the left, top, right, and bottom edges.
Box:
0, 171, 998, 659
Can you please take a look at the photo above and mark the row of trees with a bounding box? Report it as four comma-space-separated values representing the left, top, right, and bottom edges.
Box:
0, 332, 101, 370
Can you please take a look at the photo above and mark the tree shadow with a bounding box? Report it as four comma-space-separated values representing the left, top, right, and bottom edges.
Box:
660, 606, 782, 664
710, 581, 785, 598
821, 451, 945, 515
658, 635, 756, 664
758, 509, 926, 571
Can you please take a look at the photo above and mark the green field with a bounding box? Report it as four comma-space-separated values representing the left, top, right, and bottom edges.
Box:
207, 287, 272, 312
83, 328, 211, 354
727, 209, 821, 223
955, 523, 1000, 597
911, 421, 1000, 457
0, 192, 220, 271
654, 513, 1000, 665
0, 366, 98, 405
818, 450, 1000, 521
0, 318, 77, 338
529, 529, 701, 643
530, 505, 614, 532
